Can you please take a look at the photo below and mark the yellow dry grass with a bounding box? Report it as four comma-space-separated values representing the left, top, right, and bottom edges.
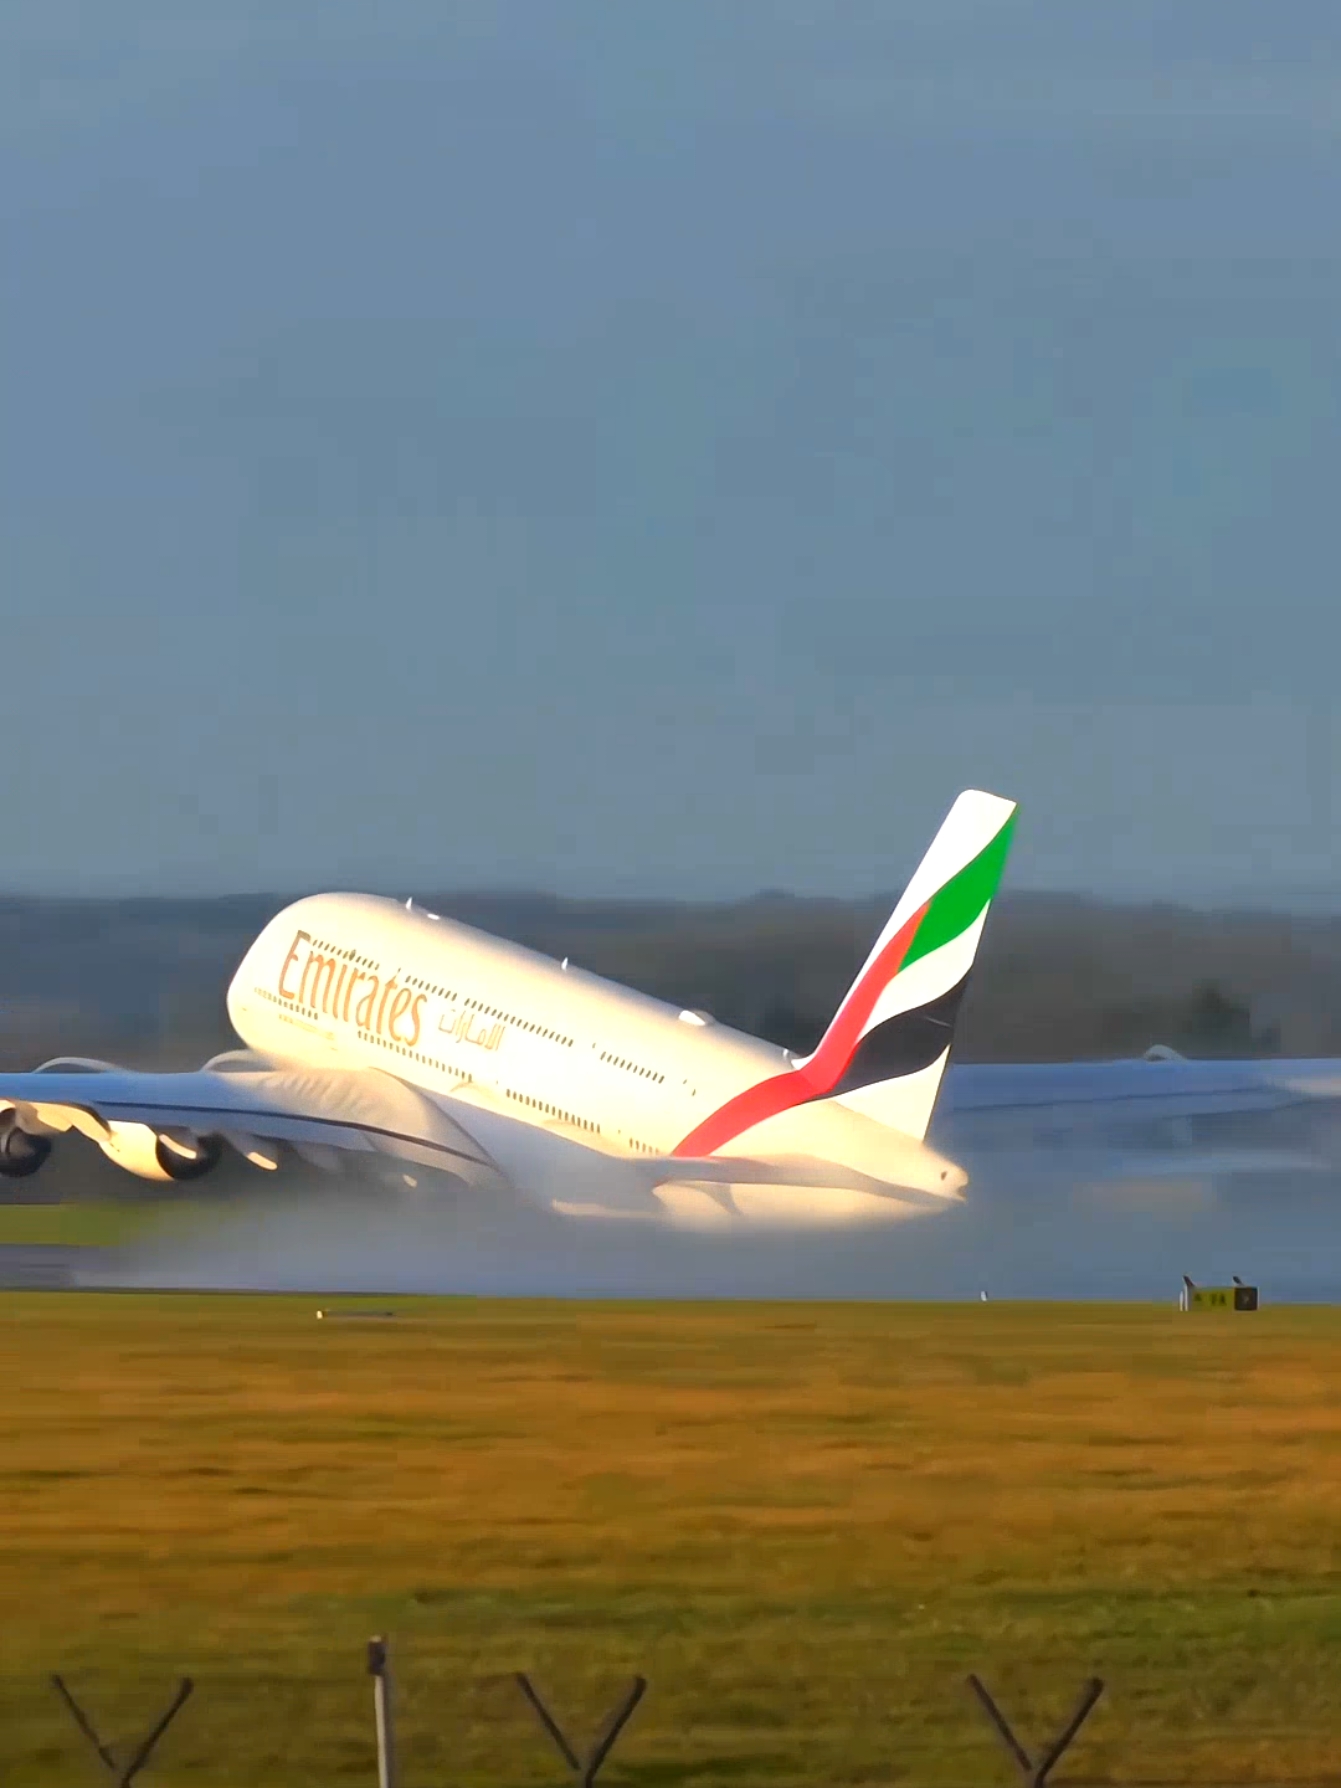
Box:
0, 1295, 1338, 1785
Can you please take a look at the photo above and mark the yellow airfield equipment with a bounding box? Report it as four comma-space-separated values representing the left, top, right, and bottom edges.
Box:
1180, 1274, 1259, 1312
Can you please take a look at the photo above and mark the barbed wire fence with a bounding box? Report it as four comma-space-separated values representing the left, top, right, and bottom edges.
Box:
37, 1639, 1111, 1787
966, 1673, 1105, 1788
50, 1674, 195, 1788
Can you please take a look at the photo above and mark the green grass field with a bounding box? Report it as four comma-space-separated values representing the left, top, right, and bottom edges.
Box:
0, 1201, 171, 1248
0, 1295, 1338, 1786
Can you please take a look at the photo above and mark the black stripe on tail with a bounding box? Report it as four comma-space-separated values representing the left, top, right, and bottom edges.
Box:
828, 973, 971, 1097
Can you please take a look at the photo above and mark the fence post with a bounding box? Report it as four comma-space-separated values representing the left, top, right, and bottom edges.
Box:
367, 1637, 398, 1788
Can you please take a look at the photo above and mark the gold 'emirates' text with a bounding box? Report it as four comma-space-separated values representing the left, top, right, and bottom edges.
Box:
277, 931, 426, 1047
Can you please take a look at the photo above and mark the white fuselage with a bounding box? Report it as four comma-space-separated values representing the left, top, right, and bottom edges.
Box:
225, 893, 964, 1225
228, 893, 777, 1154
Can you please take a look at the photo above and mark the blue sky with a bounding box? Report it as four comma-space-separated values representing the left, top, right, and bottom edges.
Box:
5, 3, 1341, 901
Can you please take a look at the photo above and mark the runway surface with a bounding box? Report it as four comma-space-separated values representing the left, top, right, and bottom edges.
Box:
35, 1158, 1335, 1302
0, 1245, 81, 1289
3, 1149, 1339, 1302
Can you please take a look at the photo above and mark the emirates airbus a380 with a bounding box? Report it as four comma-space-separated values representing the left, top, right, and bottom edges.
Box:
0, 792, 1017, 1228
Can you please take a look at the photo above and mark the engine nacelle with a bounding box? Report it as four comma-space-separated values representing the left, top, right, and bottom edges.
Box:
0, 1121, 53, 1179
97, 1122, 223, 1183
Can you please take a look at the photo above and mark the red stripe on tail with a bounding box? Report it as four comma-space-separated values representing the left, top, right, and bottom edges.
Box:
670, 901, 928, 1157
802, 902, 928, 1084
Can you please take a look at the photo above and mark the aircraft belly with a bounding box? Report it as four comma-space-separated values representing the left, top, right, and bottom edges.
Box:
714, 1099, 965, 1199
437, 1099, 664, 1218
652, 1179, 938, 1229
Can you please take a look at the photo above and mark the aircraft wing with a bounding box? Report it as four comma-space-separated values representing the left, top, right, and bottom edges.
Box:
937, 1056, 1341, 1176
0, 1064, 507, 1185
941, 1057, 1341, 1122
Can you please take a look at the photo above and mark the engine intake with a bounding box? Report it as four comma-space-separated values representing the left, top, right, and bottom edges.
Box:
97, 1122, 224, 1183
155, 1131, 223, 1182
0, 1123, 53, 1179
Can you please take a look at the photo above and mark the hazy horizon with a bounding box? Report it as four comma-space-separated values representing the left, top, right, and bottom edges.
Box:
5, 879, 1341, 927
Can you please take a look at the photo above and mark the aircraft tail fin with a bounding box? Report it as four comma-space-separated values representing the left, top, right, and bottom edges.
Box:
798, 789, 1017, 1141
668, 791, 1016, 1161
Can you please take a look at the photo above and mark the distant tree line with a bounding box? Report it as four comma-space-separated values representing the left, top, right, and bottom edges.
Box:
0, 888, 1337, 1078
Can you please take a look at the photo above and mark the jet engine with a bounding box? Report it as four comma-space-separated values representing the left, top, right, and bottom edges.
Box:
0, 1117, 53, 1179
97, 1122, 223, 1183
